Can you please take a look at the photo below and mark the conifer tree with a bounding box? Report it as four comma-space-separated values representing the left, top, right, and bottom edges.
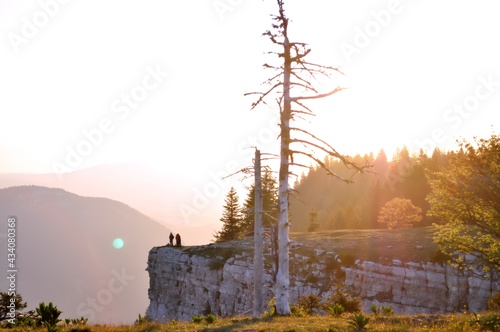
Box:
0, 291, 27, 322
214, 187, 243, 243
307, 208, 320, 232
241, 170, 278, 234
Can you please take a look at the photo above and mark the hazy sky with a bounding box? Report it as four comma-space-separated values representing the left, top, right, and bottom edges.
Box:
1, 0, 499, 181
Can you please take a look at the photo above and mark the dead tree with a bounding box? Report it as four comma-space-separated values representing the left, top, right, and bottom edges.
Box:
245, 0, 367, 315
253, 149, 265, 317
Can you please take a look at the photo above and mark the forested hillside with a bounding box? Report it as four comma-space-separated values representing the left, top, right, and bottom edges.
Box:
289, 147, 448, 232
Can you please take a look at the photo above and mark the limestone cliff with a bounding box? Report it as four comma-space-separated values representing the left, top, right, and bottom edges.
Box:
146, 239, 498, 321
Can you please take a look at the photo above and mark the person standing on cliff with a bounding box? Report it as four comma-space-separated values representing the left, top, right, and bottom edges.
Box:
175, 233, 182, 247
169, 232, 174, 246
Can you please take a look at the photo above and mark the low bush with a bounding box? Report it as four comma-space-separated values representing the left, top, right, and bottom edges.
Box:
470, 312, 500, 331
370, 303, 379, 315
370, 303, 394, 316
324, 287, 361, 313
382, 305, 394, 316
205, 313, 217, 324
36, 302, 62, 332
297, 294, 322, 316
328, 304, 345, 317
289, 305, 306, 317
348, 313, 370, 331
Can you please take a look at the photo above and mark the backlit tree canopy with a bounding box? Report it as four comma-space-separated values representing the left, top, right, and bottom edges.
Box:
377, 197, 422, 229
427, 134, 500, 270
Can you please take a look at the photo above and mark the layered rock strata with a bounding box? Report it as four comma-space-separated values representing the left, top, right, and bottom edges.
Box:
146, 241, 498, 321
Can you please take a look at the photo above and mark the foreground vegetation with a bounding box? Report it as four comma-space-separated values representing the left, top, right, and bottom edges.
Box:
3, 312, 500, 332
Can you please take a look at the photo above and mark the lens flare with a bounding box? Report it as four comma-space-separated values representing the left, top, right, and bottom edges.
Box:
113, 238, 124, 249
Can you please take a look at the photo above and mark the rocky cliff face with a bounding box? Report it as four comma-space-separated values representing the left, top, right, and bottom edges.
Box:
146, 239, 498, 321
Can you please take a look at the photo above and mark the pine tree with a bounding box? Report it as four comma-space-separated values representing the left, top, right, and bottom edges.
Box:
307, 208, 320, 232
241, 170, 278, 234
214, 187, 243, 243
0, 291, 27, 321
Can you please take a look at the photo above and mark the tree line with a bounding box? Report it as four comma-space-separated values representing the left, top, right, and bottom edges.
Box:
289, 145, 445, 232
215, 133, 499, 271
215, 145, 444, 241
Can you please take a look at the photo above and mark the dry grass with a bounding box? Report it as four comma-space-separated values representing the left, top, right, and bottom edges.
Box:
6, 312, 499, 332
291, 226, 439, 264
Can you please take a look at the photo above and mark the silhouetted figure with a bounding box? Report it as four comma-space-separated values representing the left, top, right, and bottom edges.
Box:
175, 233, 182, 247
169, 232, 174, 246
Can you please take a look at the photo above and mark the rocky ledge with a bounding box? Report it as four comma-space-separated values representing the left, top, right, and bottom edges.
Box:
146, 239, 498, 321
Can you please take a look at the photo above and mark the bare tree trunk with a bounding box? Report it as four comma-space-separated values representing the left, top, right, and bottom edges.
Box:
253, 149, 265, 317
245, 0, 368, 317
275, 24, 292, 315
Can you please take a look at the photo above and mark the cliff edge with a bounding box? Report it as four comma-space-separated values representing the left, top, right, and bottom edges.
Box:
146, 236, 498, 321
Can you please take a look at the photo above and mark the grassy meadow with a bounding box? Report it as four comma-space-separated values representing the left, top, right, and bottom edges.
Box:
6, 312, 500, 332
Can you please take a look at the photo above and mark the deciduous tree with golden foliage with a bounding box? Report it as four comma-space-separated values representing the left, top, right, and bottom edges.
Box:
427, 134, 499, 271
377, 197, 422, 229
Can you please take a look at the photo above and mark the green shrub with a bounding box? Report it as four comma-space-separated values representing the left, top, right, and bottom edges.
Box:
36, 302, 62, 332
17, 309, 38, 327
348, 313, 370, 331
470, 312, 500, 331
205, 313, 217, 324
370, 303, 393, 316
370, 303, 380, 315
191, 315, 203, 323
297, 294, 322, 316
75, 317, 88, 325
324, 286, 361, 313
289, 305, 306, 317
382, 305, 394, 316
264, 297, 276, 317
328, 304, 345, 317
134, 313, 149, 325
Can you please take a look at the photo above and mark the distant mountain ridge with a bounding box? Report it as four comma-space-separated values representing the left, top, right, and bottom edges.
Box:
0, 185, 169, 324
0, 163, 222, 245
